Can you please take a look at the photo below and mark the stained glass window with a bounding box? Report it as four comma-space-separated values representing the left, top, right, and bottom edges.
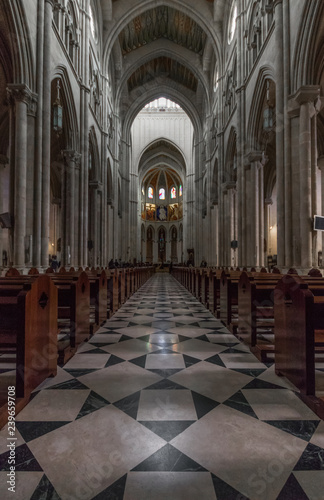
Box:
148, 187, 154, 199
179, 185, 183, 196
171, 187, 177, 199
159, 188, 165, 200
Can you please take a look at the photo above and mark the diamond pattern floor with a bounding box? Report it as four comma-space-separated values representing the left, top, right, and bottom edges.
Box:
1, 274, 324, 499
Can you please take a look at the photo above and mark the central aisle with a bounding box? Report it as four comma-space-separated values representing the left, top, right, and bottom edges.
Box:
1, 274, 323, 500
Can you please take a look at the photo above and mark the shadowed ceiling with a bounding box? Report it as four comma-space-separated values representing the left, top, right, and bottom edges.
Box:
127, 56, 198, 93
119, 6, 207, 56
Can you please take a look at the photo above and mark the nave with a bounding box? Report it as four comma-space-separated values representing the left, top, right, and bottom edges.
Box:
0, 274, 324, 500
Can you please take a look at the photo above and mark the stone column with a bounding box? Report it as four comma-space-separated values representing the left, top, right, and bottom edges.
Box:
222, 188, 228, 266
236, 0, 245, 267
53, 1, 63, 34
253, 162, 260, 267
62, 151, 80, 266
88, 181, 103, 266
318, 156, 324, 264
283, 0, 292, 267
259, 162, 265, 267
274, 0, 285, 267
241, 165, 248, 266
33, 0, 44, 267
41, 0, 54, 267
264, 198, 273, 266
295, 87, 320, 269
246, 152, 264, 267
102, 134, 108, 266
80, 0, 90, 266
311, 115, 319, 267
299, 101, 312, 268
7, 85, 33, 268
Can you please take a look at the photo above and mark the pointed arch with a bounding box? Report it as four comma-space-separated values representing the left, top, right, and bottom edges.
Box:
247, 66, 275, 151
170, 225, 177, 239
224, 127, 237, 183
107, 158, 113, 203
89, 126, 100, 181
103, 0, 223, 86
53, 66, 79, 150
211, 158, 218, 204
292, 0, 324, 92
1, 0, 35, 88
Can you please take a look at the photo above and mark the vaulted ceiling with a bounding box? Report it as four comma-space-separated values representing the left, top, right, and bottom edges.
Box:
142, 166, 182, 190
139, 139, 186, 178
127, 57, 198, 93
118, 7, 207, 56
100, 0, 227, 129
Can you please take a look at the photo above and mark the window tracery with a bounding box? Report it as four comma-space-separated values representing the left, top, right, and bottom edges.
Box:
228, 3, 238, 44
89, 3, 98, 44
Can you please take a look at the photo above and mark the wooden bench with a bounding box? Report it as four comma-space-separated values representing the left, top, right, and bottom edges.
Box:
237, 271, 324, 360
0, 275, 57, 399
0, 271, 90, 364
46, 272, 90, 359
219, 270, 242, 332
66, 269, 107, 334
274, 274, 324, 398
237, 271, 282, 350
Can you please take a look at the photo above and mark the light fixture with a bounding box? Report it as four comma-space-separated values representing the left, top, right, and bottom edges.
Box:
270, 226, 273, 230
53, 78, 63, 136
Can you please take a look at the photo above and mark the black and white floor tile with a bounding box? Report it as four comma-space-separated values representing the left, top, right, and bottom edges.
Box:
1, 274, 324, 499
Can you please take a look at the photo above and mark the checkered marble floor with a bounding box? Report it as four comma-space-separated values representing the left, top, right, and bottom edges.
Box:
1, 274, 324, 500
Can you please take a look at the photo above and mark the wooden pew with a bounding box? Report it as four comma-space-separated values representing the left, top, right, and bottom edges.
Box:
46, 272, 90, 353
105, 270, 114, 317
113, 270, 119, 313
67, 268, 107, 334
238, 270, 324, 361
0, 272, 90, 363
237, 271, 282, 350
219, 270, 242, 331
274, 275, 324, 409
0, 275, 57, 399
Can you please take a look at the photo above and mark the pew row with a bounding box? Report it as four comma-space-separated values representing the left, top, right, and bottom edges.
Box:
274, 275, 324, 394
0, 275, 57, 400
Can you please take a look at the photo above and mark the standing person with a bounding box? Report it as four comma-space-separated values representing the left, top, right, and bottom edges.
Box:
200, 257, 207, 268
51, 255, 59, 272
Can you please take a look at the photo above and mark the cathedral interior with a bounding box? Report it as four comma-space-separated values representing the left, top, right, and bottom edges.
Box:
1, 1, 324, 499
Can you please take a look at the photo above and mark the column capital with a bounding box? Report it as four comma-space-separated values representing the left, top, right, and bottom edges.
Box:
293, 86, 321, 105
222, 181, 236, 193
245, 150, 264, 164
273, 0, 283, 8
89, 180, 103, 191
61, 150, 81, 166
265, 197, 273, 206
6, 84, 37, 116
53, 1, 63, 11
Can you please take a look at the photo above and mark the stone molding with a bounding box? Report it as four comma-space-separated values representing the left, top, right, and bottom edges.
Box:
61, 150, 81, 167
245, 150, 264, 165
6, 84, 38, 116
293, 86, 321, 105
